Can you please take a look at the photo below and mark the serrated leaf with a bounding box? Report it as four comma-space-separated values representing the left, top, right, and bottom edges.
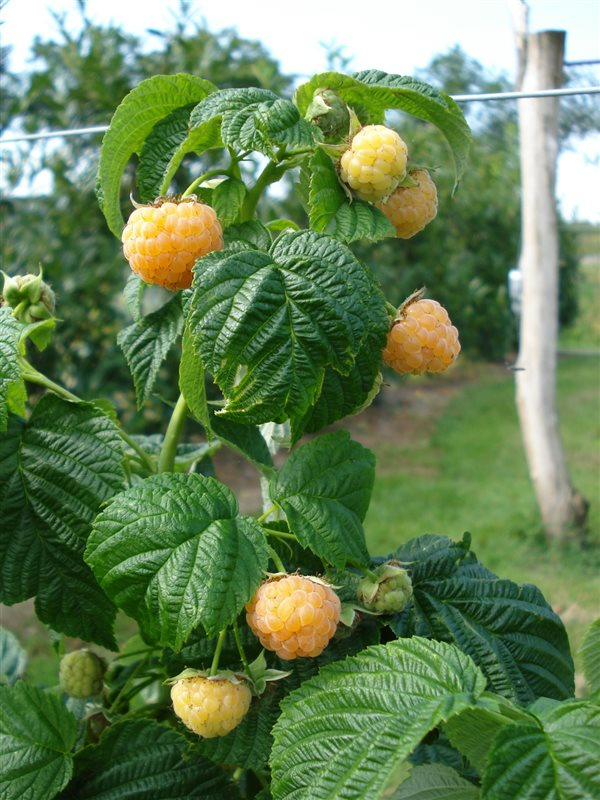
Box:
209, 413, 274, 472
270, 637, 486, 800
294, 70, 471, 189
0, 681, 77, 800
213, 177, 247, 227
0, 396, 124, 648
188, 230, 387, 425
137, 104, 196, 202
117, 295, 183, 408
86, 473, 269, 647
179, 321, 210, 431
0, 628, 27, 686
191, 89, 315, 158
58, 718, 239, 799
308, 148, 396, 242
123, 273, 145, 321
388, 535, 574, 704
392, 764, 480, 799
481, 699, 600, 800
97, 74, 217, 237
581, 618, 600, 692
270, 430, 373, 567
0, 306, 25, 430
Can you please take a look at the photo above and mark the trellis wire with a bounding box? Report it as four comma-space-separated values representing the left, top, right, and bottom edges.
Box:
0, 85, 598, 146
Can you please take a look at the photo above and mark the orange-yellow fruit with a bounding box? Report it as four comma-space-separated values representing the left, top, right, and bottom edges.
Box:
383, 297, 460, 375
376, 170, 438, 238
121, 198, 224, 291
339, 125, 408, 202
246, 575, 341, 660
171, 676, 251, 738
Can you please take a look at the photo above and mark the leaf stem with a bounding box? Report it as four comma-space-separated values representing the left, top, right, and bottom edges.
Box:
19, 358, 156, 473
108, 655, 149, 714
232, 620, 253, 682
263, 527, 297, 542
157, 393, 188, 473
210, 629, 228, 677
182, 168, 233, 197
257, 504, 277, 524
268, 545, 286, 574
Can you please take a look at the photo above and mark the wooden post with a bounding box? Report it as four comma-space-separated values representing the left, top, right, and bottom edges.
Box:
515, 31, 588, 539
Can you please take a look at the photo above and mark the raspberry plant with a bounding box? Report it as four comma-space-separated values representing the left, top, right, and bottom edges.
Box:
0, 70, 598, 800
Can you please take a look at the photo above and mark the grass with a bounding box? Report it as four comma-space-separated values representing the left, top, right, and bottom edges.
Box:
363, 356, 600, 670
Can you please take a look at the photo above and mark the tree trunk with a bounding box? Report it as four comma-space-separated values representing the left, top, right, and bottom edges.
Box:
515, 30, 588, 539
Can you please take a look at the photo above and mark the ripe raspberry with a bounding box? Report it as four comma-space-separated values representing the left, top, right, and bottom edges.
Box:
376, 169, 438, 238
171, 676, 251, 738
383, 294, 460, 375
59, 649, 106, 698
246, 574, 341, 660
121, 198, 224, 291
339, 125, 408, 202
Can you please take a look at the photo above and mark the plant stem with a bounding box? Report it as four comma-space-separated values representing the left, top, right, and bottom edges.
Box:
263, 527, 297, 541
268, 545, 286, 573
240, 155, 288, 221
157, 393, 188, 473
210, 629, 228, 677
182, 168, 232, 197
108, 656, 149, 714
257, 504, 278, 524
232, 620, 253, 681
385, 300, 398, 317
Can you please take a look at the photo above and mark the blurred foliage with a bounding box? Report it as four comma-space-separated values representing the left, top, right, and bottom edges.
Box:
1, 12, 595, 410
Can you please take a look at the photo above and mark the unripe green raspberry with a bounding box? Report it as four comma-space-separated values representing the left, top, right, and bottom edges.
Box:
357, 563, 413, 613
305, 88, 351, 140
339, 125, 408, 202
1, 271, 56, 321
171, 676, 252, 738
59, 649, 106, 698
376, 169, 438, 238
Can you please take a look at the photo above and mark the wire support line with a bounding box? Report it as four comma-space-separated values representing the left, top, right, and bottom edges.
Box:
564, 59, 600, 66
0, 86, 599, 146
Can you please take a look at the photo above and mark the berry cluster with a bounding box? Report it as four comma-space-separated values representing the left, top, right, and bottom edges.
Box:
339, 125, 408, 202
171, 676, 252, 738
376, 169, 438, 239
59, 649, 106, 699
121, 198, 223, 291
246, 574, 341, 660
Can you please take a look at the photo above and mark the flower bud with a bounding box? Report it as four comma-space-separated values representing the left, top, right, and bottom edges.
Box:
305, 88, 350, 141
357, 562, 413, 614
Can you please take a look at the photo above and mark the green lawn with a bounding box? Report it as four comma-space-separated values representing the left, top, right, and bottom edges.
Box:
364, 356, 600, 668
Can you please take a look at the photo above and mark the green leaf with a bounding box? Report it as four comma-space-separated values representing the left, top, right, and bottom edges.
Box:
270, 430, 373, 567
581, 618, 600, 692
270, 637, 486, 800
97, 74, 217, 237
179, 321, 210, 431
389, 535, 575, 704
136, 104, 197, 202
0, 307, 25, 430
123, 273, 145, 321
0, 628, 27, 686
0, 396, 124, 648
392, 764, 480, 799
58, 718, 239, 799
212, 178, 247, 228
22, 317, 57, 352
224, 220, 272, 250
209, 413, 274, 472
86, 473, 269, 647
191, 88, 315, 157
117, 295, 183, 408
294, 70, 471, 189
188, 230, 387, 425
308, 148, 396, 242
444, 695, 533, 775
0, 681, 77, 800
481, 698, 600, 800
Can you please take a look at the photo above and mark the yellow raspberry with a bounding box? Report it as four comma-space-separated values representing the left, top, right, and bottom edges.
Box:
171, 676, 251, 738
383, 295, 460, 375
376, 170, 438, 238
339, 125, 408, 202
246, 574, 341, 660
121, 198, 224, 291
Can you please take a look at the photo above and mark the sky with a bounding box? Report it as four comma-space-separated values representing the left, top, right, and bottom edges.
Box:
1, 0, 599, 220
